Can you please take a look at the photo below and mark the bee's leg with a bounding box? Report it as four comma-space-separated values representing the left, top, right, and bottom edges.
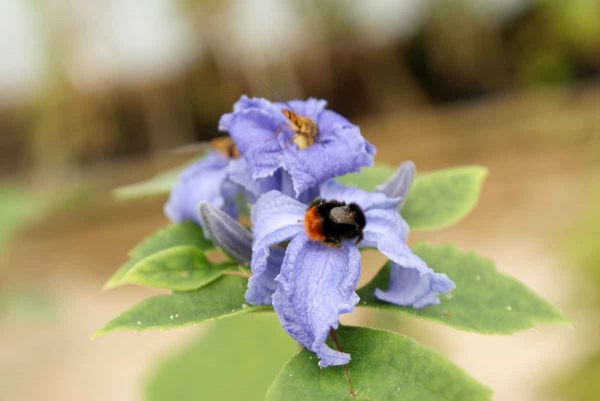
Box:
264, 125, 284, 143
283, 134, 300, 148
354, 231, 364, 246
324, 237, 341, 248
314, 133, 326, 148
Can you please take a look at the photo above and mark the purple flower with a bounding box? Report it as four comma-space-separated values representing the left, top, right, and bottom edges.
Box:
198, 201, 252, 264
198, 201, 284, 289
226, 158, 319, 205
219, 95, 376, 196
165, 152, 239, 226
376, 161, 415, 207
245, 178, 454, 367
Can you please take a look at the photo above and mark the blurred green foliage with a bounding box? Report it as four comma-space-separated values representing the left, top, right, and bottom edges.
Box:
144, 313, 296, 401
0, 285, 57, 321
0, 184, 90, 258
554, 173, 600, 400
0, 187, 40, 255
512, 0, 600, 85
2, 0, 599, 171
557, 353, 600, 401
565, 177, 600, 302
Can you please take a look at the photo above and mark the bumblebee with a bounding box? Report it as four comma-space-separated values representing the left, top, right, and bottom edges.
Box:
304, 198, 366, 247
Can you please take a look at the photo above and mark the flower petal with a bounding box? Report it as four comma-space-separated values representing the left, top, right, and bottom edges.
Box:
274, 97, 327, 122
228, 161, 318, 204
218, 95, 275, 131
375, 161, 416, 207
365, 139, 377, 157
319, 181, 401, 211
316, 109, 350, 133
374, 260, 456, 309
272, 234, 361, 367
361, 208, 455, 308
251, 191, 306, 251
198, 202, 252, 264
249, 191, 306, 298
227, 158, 282, 202
233, 95, 274, 113
362, 208, 410, 247
219, 97, 285, 179
245, 247, 285, 305
280, 124, 375, 195
281, 170, 320, 203
164, 152, 235, 225
361, 208, 411, 255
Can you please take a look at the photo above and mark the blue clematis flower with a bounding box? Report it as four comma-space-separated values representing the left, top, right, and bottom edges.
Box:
198, 201, 252, 264
375, 160, 415, 207
245, 177, 454, 367
219, 95, 376, 196
226, 158, 319, 205
198, 200, 285, 288
165, 151, 239, 226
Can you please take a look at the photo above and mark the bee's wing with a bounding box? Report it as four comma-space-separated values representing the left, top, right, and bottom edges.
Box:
329, 206, 359, 227
169, 141, 213, 155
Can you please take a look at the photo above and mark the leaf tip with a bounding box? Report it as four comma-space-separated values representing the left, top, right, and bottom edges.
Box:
102, 278, 122, 291
546, 309, 571, 328
90, 328, 107, 340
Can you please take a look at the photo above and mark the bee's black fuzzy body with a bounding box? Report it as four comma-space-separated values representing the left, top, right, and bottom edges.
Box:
304, 198, 366, 247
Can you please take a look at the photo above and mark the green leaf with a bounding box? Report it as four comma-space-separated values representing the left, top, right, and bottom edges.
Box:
402, 166, 488, 230
120, 246, 236, 291
358, 243, 568, 334
145, 314, 297, 401
112, 165, 183, 200
266, 325, 492, 401
94, 276, 265, 338
336, 164, 395, 192
104, 222, 213, 289
338, 165, 487, 230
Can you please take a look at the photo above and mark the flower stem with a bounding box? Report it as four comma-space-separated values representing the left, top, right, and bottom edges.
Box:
329, 328, 356, 400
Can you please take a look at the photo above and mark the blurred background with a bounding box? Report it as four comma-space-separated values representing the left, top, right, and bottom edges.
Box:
0, 0, 599, 400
